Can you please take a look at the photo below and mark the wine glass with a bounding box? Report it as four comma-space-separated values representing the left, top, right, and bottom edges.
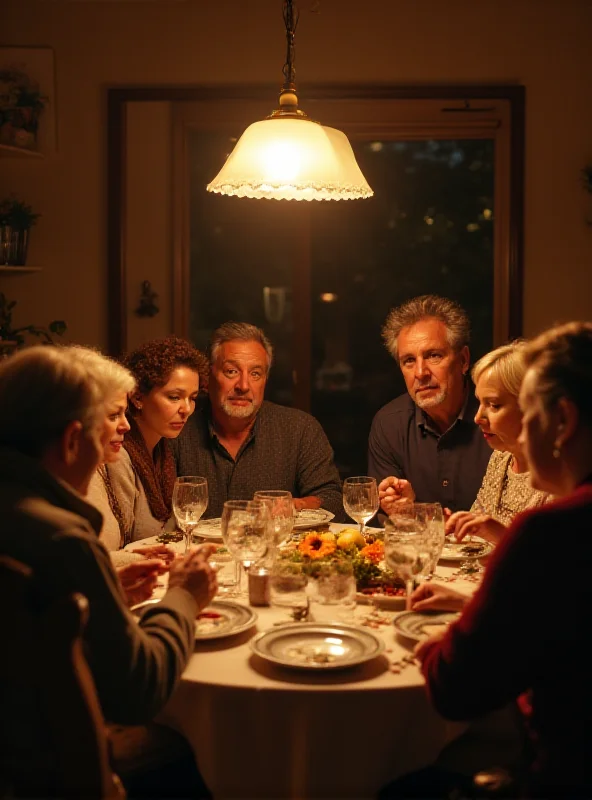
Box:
253, 490, 295, 548
342, 476, 379, 536
220, 499, 270, 596
414, 502, 446, 580
171, 476, 208, 554
383, 510, 430, 609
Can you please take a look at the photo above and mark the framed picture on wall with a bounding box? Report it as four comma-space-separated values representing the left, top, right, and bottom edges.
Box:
0, 46, 56, 156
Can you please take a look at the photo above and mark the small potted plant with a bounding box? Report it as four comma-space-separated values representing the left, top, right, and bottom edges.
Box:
0, 291, 66, 358
0, 196, 40, 265
0, 65, 47, 151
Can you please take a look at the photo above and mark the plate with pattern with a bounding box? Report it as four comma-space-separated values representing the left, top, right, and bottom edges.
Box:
293, 508, 335, 530
439, 536, 493, 562
394, 610, 459, 642
131, 598, 257, 640
250, 622, 384, 670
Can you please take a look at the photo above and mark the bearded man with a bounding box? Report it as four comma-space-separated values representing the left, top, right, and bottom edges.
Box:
368, 295, 491, 513
172, 322, 343, 519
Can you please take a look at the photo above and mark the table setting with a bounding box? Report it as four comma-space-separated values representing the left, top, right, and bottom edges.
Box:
123, 476, 489, 798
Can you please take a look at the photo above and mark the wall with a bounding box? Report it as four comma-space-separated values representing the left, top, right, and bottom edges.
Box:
1, 0, 591, 350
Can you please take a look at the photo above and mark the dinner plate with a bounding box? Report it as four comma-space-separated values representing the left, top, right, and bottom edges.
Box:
250, 622, 384, 670
293, 508, 335, 530
131, 598, 257, 640
439, 536, 493, 562
192, 518, 223, 543
393, 610, 459, 642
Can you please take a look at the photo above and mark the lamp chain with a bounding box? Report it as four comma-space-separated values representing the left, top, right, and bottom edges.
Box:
282, 0, 299, 90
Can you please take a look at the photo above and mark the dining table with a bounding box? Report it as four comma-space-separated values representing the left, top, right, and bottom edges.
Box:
125, 523, 512, 799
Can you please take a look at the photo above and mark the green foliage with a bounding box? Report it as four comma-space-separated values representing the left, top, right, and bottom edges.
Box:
0, 292, 66, 346
0, 196, 40, 229
0, 66, 47, 116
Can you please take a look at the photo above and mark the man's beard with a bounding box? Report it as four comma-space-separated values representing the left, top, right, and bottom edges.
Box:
221, 397, 259, 419
414, 386, 447, 409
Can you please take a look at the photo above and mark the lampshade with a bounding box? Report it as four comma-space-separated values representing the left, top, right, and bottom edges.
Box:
207, 116, 374, 201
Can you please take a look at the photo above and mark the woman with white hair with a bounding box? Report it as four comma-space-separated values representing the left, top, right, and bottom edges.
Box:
446, 340, 549, 545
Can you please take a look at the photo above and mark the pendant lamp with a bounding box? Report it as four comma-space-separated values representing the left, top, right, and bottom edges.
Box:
207, 0, 373, 202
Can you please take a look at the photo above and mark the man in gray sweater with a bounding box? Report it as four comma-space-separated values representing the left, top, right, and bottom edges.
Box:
173, 322, 344, 520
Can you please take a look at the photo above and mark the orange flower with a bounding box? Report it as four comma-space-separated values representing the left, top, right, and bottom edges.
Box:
360, 541, 384, 564
298, 533, 336, 559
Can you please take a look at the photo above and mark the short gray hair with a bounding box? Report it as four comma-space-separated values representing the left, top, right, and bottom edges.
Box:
471, 340, 527, 398
0, 345, 135, 458
382, 294, 470, 360
209, 322, 273, 370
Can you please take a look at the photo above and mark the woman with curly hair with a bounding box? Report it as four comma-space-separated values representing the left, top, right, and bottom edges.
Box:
107, 335, 209, 543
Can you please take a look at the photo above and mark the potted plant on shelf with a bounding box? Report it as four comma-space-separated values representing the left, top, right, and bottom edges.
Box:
0, 291, 66, 358
0, 196, 40, 266
0, 65, 47, 151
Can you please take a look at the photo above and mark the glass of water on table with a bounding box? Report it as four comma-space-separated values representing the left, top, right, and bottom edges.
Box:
383, 508, 430, 609
220, 499, 270, 596
171, 476, 208, 555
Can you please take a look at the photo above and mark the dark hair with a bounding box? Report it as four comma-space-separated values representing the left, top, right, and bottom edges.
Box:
209, 322, 273, 369
123, 336, 209, 398
382, 294, 470, 360
523, 321, 592, 425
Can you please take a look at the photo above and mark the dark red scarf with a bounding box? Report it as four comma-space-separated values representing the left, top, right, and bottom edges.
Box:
123, 416, 176, 522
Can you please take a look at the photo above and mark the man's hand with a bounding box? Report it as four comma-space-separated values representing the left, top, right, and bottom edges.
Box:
445, 511, 506, 544
409, 582, 469, 613
117, 559, 164, 607
293, 496, 322, 511
131, 544, 175, 573
378, 476, 415, 515
168, 544, 218, 612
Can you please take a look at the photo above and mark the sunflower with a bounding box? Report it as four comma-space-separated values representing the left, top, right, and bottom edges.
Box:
298, 532, 336, 559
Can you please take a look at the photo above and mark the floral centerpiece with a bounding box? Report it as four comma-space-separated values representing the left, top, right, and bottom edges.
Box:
0, 65, 47, 151
281, 530, 405, 597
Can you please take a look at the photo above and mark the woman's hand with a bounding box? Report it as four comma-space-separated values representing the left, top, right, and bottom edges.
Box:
445, 511, 506, 544
117, 559, 164, 607
378, 476, 415, 515
409, 582, 469, 612
130, 544, 175, 572
414, 630, 448, 664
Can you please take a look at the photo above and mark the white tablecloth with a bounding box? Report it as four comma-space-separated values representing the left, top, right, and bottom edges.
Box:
126, 525, 487, 798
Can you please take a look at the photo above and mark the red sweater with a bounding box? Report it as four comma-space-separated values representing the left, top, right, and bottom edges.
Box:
421, 480, 592, 796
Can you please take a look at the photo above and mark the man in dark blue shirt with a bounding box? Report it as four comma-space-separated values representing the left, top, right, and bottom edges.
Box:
368, 295, 491, 513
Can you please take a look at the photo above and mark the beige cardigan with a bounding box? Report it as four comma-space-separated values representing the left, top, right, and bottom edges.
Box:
88, 450, 175, 553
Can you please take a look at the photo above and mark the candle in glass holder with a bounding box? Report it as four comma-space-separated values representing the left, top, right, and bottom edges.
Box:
248, 567, 270, 606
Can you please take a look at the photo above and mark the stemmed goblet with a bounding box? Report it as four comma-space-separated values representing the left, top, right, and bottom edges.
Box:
342, 476, 379, 536
253, 490, 295, 548
221, 499, 270, 596
383, 509, 430, 609
413, 502, 446, 581
171, 476, 208, 555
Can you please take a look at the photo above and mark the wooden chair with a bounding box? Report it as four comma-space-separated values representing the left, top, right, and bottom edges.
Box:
0, 555, 124, 799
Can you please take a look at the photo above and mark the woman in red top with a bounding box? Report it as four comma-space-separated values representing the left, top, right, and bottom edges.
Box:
415, 321, 592, 797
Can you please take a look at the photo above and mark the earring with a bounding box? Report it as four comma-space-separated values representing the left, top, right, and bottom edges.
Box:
135, 402, 143, 411
552, 443, 561, 459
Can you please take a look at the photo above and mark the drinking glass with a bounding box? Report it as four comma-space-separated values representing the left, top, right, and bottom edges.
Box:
269, 561, 309, 618
342, 476, 379, 535
414, 502, 446, 580
253, 490, 295, 548
309, 560, 357, 624
384, 510, 430, 609
220, 499, 270, 595
208, 547, 240, 595
171, 476, 208, 555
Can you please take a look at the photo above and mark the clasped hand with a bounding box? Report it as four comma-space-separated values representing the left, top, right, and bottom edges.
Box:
378, 476, 415, 514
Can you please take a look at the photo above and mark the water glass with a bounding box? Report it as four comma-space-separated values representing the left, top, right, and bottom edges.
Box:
414, 502, 446, 579
171, 476, 208, 554
309, 561, 357, 624
342, 476, 379, 535
208, 547, 240, 595
269, 561, 308, 614
221, 499, 270, 595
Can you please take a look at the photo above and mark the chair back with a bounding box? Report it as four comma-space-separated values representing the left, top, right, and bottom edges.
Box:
0, 554, 124, 799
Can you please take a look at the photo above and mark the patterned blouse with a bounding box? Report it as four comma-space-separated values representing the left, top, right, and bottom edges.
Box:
471, 450, 550, 525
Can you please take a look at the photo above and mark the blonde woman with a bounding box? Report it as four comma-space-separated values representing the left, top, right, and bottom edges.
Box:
446, 340, 549, 544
